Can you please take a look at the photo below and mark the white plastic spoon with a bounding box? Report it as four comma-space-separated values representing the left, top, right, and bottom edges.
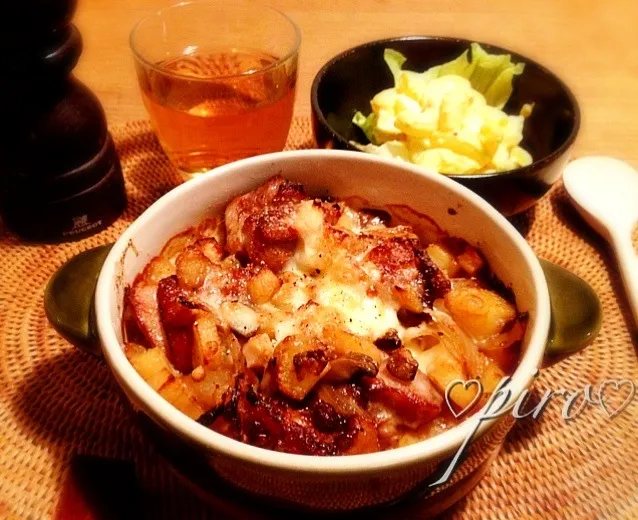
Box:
563, 156, 638, 327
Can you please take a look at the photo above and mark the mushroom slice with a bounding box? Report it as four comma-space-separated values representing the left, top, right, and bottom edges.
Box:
323, 353, 378, 383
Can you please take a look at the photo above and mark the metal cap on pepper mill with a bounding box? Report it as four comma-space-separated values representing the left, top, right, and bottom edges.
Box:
0, 0, 127, 242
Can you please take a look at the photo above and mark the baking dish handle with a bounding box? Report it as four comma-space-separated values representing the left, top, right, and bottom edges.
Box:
44, 243, 113, 358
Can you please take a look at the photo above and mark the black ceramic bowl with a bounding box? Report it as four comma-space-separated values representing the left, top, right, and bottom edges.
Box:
311, 36, 580, 216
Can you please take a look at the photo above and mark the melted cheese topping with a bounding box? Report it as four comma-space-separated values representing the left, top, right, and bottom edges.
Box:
314, 277, 401, 338
274, 318, 299, 344
259, 200, 407, 344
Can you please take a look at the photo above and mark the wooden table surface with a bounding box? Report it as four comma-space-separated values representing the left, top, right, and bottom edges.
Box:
75, 0, 638, 167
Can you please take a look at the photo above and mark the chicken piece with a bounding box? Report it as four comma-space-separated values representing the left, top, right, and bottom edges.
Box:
362, 363, 443, 429
214, 376, 379, 455
157, 275, 199, 373
224, 175, 305, 252
243, 206, 300, 271
366, 236, 450, 312
324, 226, 371, 259
127, 256, 175, 351
157, 275, 198, 328
164, 328, 194, 375
224, 175, 307, 271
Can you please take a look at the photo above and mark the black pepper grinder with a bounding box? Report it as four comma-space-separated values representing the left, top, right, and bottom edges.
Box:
0, 0, 127, 242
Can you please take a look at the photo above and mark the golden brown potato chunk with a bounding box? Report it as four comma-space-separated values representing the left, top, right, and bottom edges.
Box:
457, 245, 485, 276
176, 246, 213, 290
322, 326, 385, 365
195, 237, 223, 264
188, 321, 243, 410
192, 313, 222, 368
243, 333, 274, 371
159, 377, 206, 419
444, 285, 516, 340
160, 230, 198, 263
127, 346, 173, 391
144, 256, 175, 283
479, 356, 507, 394
247, 268, 282, 304
424, 344, 477, 410
274, 335, 333, 400
426, 243, 461, 278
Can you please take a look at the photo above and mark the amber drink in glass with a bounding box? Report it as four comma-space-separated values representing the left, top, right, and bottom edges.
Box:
130, 1, 300, 179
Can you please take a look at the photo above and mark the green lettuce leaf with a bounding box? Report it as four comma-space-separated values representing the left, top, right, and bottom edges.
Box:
383, 48, 407, 85
352, 110, 378, 144
382, 43, 524, 108
465, 43, 524, 108
431, 48, 476, 80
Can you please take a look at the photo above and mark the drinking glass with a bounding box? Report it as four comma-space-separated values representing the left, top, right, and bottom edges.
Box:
130, 1, 300, 179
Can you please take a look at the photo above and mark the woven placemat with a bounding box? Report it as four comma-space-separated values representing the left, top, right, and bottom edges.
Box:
0, 118, 636, 519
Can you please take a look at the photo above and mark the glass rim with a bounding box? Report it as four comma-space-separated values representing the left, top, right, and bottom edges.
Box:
129, 0, 301, 81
